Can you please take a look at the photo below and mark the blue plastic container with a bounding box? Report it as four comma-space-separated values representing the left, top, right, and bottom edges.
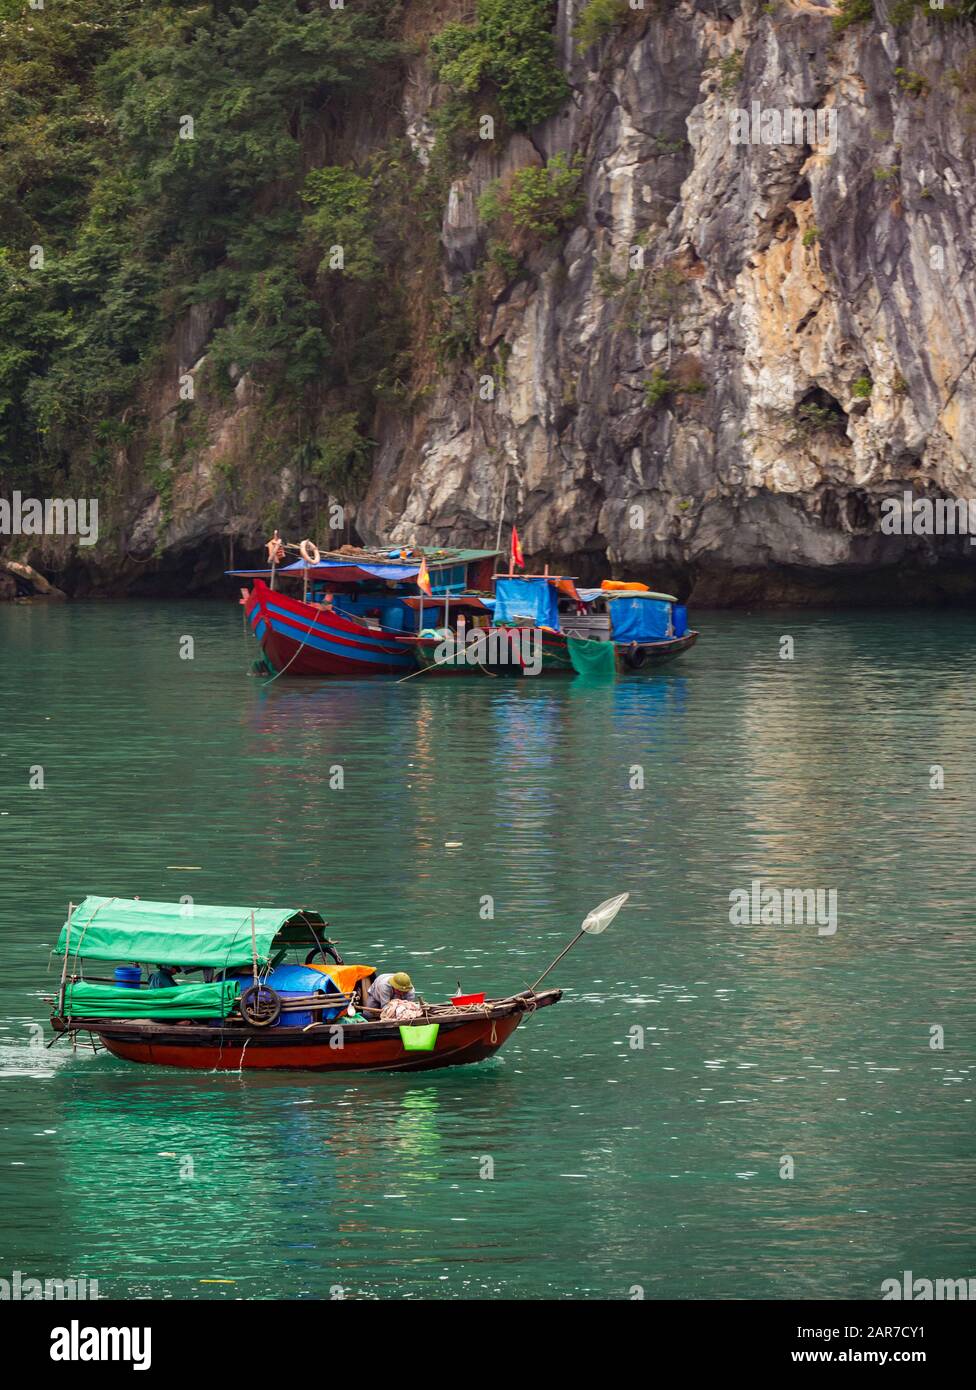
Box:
263, 965, 343, 1028
276, 991, 314, 1028
114, 965, 142, 989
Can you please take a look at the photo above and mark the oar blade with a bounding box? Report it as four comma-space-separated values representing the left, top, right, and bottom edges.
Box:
581, 892, 629, 935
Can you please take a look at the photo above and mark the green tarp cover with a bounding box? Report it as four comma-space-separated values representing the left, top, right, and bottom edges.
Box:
567, 636, 617, 679
54, 896, 304, 968
64, 979, 240, 1020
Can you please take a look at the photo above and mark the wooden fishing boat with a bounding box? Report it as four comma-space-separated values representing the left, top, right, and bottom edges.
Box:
230, 544, 498, 679
50, 991, 562, 1073
397, 576, 698, 678
47, 895, 593, 1075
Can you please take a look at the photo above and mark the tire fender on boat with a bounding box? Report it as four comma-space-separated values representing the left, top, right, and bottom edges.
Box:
240, 983, 282, 1027
300, 538, 321, 565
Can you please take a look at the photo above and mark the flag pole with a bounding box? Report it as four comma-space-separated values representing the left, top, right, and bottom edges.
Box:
494, 461, 508, 575
416, 555, 430, 634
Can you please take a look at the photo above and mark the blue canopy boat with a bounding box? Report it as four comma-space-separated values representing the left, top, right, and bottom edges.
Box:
401, 575, 698, 676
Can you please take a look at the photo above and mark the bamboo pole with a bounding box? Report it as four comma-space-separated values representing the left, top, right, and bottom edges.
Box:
493, 461, 508, 575
57, 901, 74, 1018
529, 930, 585, 992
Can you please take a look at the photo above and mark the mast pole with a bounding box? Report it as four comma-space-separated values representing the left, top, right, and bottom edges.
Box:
250, 910, 258, 988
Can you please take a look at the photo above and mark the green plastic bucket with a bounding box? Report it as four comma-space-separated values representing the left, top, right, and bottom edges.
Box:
399, 1023, 440, 1052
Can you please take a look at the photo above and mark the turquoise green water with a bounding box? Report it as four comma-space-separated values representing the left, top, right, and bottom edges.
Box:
1, 602, 974, 1299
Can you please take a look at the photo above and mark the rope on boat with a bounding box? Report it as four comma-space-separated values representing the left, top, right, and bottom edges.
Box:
260, 610, 324, 685
396, 649, 499, 684
234, 1036, 252, 1076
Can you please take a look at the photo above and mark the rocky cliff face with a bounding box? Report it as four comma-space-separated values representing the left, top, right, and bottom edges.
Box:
363, 0, 976, 603
16, 1, 976, 603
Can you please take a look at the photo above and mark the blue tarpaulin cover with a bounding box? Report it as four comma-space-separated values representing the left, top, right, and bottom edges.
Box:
609, 597, 672, 643
493, 578, 560, 630
281, 558, 420, 580
672, 605, 688, 638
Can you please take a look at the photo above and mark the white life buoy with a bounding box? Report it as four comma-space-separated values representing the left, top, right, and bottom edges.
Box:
299, 538, 321, 566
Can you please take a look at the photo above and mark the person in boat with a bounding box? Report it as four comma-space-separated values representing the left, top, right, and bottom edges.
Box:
365, 971, 415, 1014
148, 963, 179, 989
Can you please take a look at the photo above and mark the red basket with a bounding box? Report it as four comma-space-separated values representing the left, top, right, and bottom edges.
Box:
450, 991, 485, 1007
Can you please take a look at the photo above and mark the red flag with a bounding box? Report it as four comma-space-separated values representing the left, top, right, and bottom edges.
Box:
510, 525, 525, 570
416, 555, 433, 597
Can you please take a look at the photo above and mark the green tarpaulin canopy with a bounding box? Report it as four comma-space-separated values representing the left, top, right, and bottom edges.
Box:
53, 896, 323, 969
64, 979, 240, 1020
567, 636, 617, 679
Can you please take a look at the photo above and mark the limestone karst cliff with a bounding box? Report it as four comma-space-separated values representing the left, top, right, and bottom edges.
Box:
3, 0, 976, 602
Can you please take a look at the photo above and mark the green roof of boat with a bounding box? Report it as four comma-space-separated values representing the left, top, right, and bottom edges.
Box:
53, 896, 327, 969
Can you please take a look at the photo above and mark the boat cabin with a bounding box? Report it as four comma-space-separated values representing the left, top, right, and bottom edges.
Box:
51, 896, 376, 1028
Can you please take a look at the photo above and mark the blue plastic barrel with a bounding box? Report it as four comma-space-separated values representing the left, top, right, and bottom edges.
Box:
263, 964, 343, 1028
114, 965, 142, 988
275, 991, 314, 1028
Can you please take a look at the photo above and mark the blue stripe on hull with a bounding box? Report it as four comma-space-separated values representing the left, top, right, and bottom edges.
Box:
262, 612, 414, 668
262, 600, 410, 656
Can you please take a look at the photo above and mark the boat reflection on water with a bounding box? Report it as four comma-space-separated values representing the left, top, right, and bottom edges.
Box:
51, 1060, 527, 1298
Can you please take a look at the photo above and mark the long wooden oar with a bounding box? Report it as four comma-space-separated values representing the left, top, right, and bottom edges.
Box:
529, 893, 629, 992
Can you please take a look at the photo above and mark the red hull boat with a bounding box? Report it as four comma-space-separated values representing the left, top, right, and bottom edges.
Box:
52, 991, 560, 1073
243, 579, 414, 678
234, 545, 499, 679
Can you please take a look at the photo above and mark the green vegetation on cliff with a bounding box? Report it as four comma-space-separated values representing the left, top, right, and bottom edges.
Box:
0, 0, 401, 488
573, 0, 629, 53
430, 0, 568, 129
0, 0, 572, 506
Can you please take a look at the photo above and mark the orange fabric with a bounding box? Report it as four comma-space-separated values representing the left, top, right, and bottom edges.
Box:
306, 963, 374, 994
601, 580, 649, 592
416, 557, 433, 597
554, 577, 583, 602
